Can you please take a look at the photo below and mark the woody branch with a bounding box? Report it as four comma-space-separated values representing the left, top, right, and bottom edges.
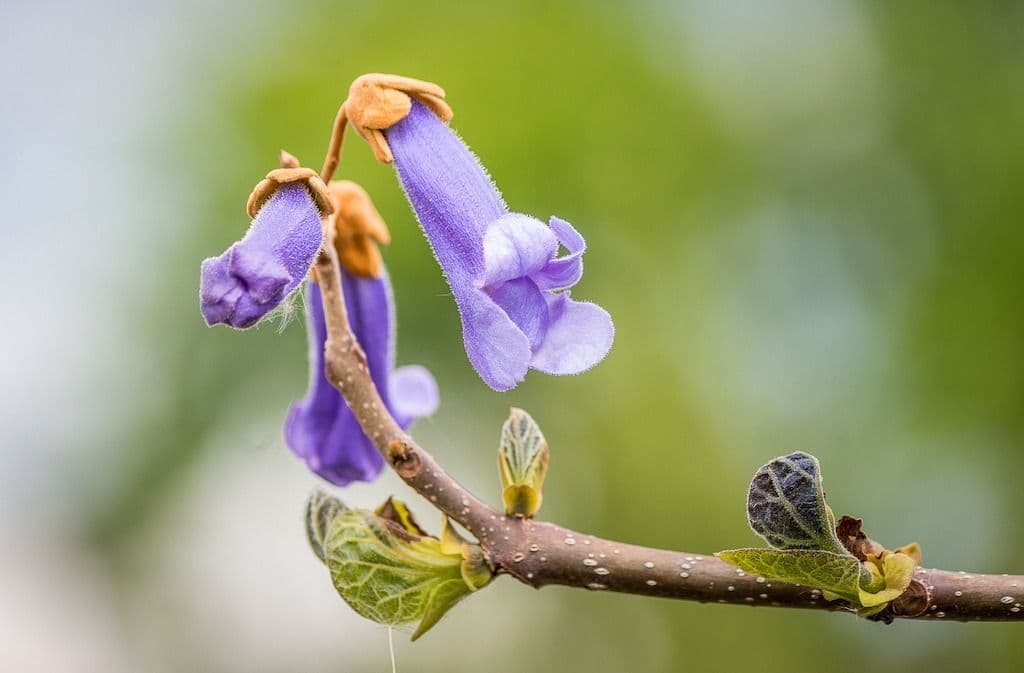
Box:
312, 238, 1024, 624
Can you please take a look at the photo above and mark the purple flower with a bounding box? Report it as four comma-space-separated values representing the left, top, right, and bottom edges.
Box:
285, 274, 439, 485
200, 183, 324, 328
385, 101, 614, 391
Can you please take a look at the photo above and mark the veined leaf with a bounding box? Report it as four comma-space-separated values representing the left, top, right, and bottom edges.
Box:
746, 451, 848, 555
306, 488, 345, 563
718, 548, 866, 603
498, 408, 549, 517
727, 453, 922, 614
308, 492, 492, 640
326, 507, 470, 640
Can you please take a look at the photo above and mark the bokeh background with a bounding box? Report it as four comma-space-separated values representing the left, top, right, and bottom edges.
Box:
3, 1, 1023, 671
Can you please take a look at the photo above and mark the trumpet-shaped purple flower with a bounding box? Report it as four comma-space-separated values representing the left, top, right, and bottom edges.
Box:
200, 183, 323, 328
285, 274, 439, 485
385, 101, 614, 391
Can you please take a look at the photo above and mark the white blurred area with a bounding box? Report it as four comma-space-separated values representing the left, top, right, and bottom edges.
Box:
0, 2, 396, 670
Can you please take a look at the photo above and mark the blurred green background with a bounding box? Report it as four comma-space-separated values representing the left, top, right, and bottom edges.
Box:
3, 0, 1023, 671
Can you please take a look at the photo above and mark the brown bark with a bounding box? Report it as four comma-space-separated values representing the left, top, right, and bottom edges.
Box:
311, 245, 1024, 624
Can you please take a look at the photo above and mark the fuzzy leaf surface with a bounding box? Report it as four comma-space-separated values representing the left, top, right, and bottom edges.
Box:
498, 407, 549, 517
746, 451, 847, 555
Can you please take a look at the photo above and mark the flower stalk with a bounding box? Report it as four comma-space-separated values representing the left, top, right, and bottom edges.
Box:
320, 73, 453, 182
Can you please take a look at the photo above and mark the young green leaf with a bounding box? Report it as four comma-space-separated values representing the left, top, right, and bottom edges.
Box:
718, 548, 866, 603
310, 495, 492, 640
746, 451, 848, 555
305, 488, 346, 563
497, 407, 550, 517
857, 552, 917, 608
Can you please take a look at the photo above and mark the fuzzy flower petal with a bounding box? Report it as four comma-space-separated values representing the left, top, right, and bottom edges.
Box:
387, 102, 503, 280
200, 183, 323, 329
487, 277, 549, 350
534, 216, 586, 291
530, 293, 614, 375
390, 365, 440, 427
460, 288, 533, 391
285, 274, 437, 486
386, 101, 613, 390
481, 213, 558, 287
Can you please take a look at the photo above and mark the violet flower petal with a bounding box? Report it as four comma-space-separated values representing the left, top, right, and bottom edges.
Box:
200, 183, 323, 329
284, 280, 382, 485
481, 213, 558, 288
530, 292, 614, 376
345, 267, 392, 399
285, 273, 437, 486
460, 288, 533, 391
487, 277, 549, 350
228, 246, 290, 303
387, 100, 613, 390
388, 101, 506, 282
390, 365, 440, 427
534, 216, 586, 291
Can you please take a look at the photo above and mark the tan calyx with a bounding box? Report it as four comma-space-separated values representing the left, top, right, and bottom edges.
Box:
246, 166, 334, 219
319, 74, 453, 183
326, 180, 390, 278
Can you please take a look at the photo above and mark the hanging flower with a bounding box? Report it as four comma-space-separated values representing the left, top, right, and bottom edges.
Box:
382, 99, 614, 391
285, 181, 438, 485
200, 167, 332, 329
